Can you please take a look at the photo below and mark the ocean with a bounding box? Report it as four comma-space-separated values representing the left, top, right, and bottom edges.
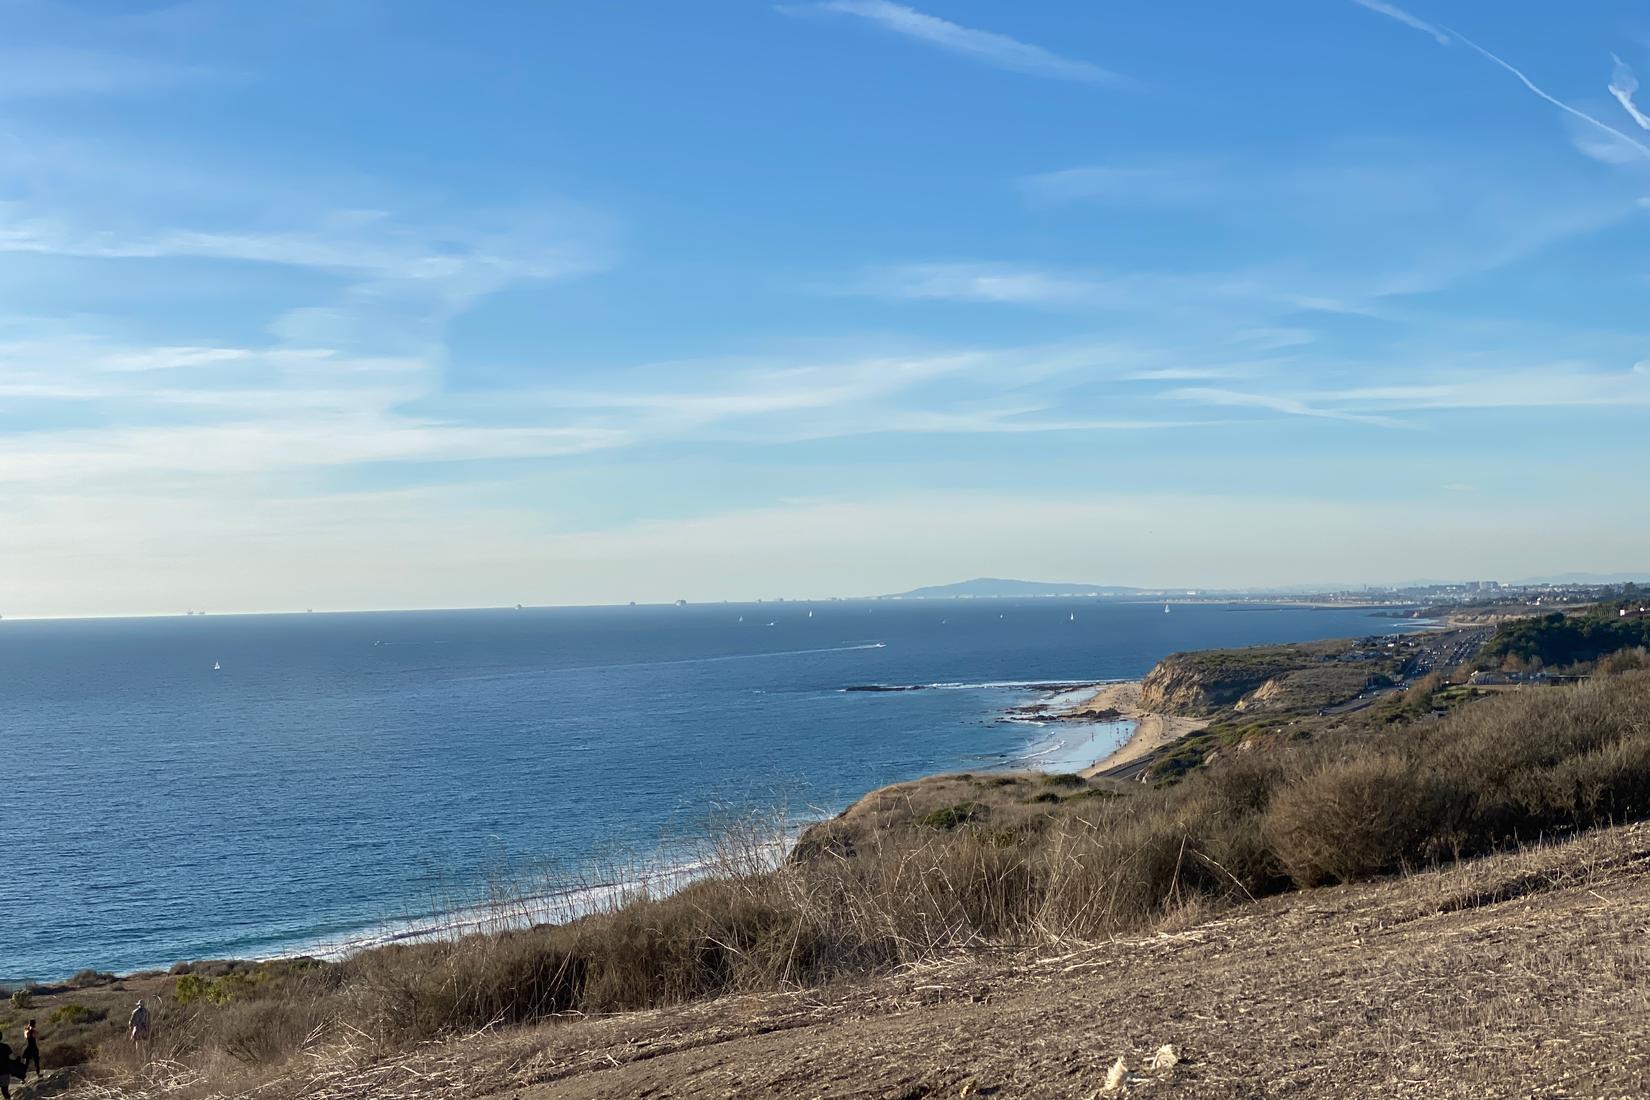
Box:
0, 599, 1417, 980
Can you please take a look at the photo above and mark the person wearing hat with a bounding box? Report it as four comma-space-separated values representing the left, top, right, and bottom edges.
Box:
129, 999, 151, 1058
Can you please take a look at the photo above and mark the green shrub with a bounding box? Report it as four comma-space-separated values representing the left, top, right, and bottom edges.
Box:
919, 802, 984, 830
78, 670, 1650, 1075
49, 1002, 97, 1026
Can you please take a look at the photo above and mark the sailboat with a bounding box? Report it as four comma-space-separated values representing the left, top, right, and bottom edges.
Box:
1164, 603, 1171, 614
1069, 612, 1075, 622
807, 610, 814, 618
212, 660, 221, 671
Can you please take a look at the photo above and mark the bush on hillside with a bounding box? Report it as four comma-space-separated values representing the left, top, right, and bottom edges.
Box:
97, 671, 1650, 1074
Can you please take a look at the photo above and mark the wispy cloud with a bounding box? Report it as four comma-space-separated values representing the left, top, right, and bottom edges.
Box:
1610, 54, 1650, 130
850, 260, 1375, 316
1351, 2, 1650, 161
1167, 387, 1412, 429
1453, 32, 1650, 161
1350, 0, 1448, 46
1017, 163, 1216, 206
0, 45, 216, 100
778, 0, 1122, 84
0, 209, 600, 285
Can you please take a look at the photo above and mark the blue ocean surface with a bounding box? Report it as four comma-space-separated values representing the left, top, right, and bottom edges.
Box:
0, 599, 1417, 979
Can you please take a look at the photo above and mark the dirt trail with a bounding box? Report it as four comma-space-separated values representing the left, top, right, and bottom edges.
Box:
374, 824, 1650, 1100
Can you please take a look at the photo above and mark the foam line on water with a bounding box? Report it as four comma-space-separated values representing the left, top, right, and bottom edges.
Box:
435, 642, 889, 683
843, 678, 1119, 693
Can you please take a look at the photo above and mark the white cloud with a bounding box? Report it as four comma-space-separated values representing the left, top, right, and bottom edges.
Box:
1349, 0, 1449, 46
1610, 54, 1650, 130
1352, 3, 1650, 163
850, 260, 1376, 317
1017, 164, 1216, 205
1166, 387, 1412, 429
0, 211, 599, 285
1454, 33, 1650, 161
0, 45, 215, 100
779, 1, 1121, 84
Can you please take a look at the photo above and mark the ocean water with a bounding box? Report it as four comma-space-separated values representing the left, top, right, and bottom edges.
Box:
0, 599, 1415, 980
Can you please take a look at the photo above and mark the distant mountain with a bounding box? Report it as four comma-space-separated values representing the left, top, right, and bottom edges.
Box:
1514, 572, 1650, 586
888, 577, 1147, 599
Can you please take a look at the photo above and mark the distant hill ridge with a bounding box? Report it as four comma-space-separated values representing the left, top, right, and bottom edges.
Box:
889, 577, 1147, 599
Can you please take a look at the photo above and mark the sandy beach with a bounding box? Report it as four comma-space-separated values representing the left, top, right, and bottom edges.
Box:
1061, 680, 1211, 776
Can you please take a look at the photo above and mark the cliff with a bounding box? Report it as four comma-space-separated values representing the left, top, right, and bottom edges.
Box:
1139, 640, 1389, 716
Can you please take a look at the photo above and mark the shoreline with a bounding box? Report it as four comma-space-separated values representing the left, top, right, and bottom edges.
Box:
1055, 680, 1210, 776
15, 686, 1195, 984
1002, 679, 1210, 775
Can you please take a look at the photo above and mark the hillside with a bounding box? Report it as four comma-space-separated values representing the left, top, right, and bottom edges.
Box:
1136, 638, 1383, 715
75, 819, 1650, 1099
34, 637, 1650, 1100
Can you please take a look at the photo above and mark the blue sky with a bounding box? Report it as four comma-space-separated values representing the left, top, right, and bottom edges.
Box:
3, 0, 1650, 614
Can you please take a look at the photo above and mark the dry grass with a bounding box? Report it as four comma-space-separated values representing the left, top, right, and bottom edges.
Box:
54, 669, 1650, 1098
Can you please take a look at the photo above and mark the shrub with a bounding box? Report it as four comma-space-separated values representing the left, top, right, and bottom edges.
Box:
10, 988, 32, 1009
1263, 754, 1432, 885
919, 802, 984, 830
50, 1002, 97, 1026
82, 670, 1650, 1076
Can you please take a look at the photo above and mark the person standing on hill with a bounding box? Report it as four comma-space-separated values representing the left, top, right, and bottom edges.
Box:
0, 1028, 13, 1100
21, 1022, 39, 1080
129, 999, 151, 1058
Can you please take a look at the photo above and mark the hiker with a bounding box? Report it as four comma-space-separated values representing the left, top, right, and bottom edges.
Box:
129, 999, 151, 1057
0, 1028, 13, 1100
20, 1022, 38, 1080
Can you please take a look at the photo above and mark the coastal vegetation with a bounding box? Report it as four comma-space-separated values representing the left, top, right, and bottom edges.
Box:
1483, 606, 1650, 669
20, 650, 1650, 1097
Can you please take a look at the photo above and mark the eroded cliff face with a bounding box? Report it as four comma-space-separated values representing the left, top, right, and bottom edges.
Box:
1139, 654, 1262, 715
1140, 642, 1384, 717
1139, 653, 1304, 715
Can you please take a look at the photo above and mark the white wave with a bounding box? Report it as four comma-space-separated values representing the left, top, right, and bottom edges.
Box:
845, 677, 1118, 693
270, 825, 813, 964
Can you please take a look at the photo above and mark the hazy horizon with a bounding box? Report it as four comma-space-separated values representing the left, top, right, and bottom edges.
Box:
5, 2, 1650, 618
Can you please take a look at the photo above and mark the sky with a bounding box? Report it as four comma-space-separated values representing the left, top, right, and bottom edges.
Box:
3, 0, 1650, 616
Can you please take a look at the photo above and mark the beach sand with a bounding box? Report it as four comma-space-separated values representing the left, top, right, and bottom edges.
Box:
1064, 680, 1211, 776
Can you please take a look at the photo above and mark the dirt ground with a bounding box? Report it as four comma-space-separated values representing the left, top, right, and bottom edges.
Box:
152, 820, 1650, 1100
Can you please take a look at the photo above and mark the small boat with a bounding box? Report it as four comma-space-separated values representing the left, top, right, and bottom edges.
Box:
738, 615, 744, 623
212, 660, 221, 671
1069, 612, 1075, 622
807, 610, 814, 618
1164, 603, 1171, 614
